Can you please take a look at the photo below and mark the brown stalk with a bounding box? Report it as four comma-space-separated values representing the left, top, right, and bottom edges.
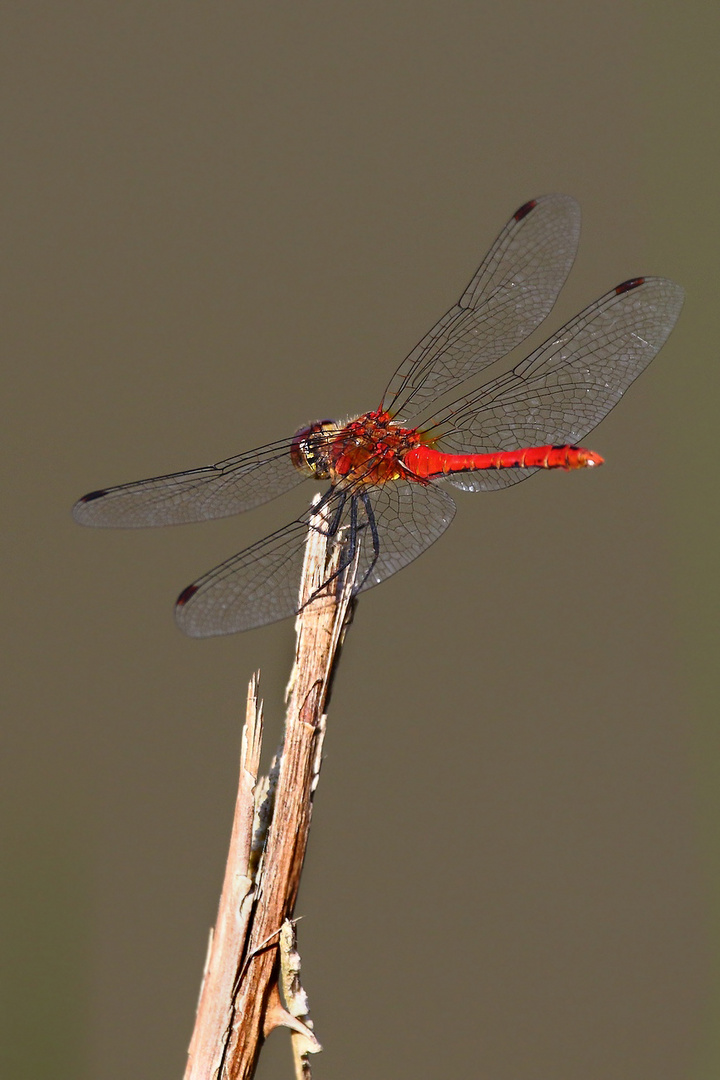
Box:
184, 496, 358, 1080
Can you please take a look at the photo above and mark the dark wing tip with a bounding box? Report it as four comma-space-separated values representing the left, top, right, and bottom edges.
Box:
615, 277, 645, 295
513, 198, 538, 222
72, 489, 110, 524
176, 583, 200, 609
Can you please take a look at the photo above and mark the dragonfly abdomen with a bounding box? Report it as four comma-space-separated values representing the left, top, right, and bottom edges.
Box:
403, 444, 604, 479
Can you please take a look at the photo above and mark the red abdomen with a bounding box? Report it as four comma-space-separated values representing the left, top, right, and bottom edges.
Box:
403, 444, 604, 478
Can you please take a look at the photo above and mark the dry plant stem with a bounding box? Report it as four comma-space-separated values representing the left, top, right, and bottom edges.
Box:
184, 676, 264, 1079
184, 498, 358, 1080
278, 919, 322, 1080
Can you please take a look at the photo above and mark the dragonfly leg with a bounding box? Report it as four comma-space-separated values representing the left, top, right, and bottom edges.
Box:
297, 492, 359, 613
354, 490, 380, 591
324, 493, 361, 592
308, 488, 344, 537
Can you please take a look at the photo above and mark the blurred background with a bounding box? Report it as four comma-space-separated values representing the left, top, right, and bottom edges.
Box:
3, 2, 718, 1077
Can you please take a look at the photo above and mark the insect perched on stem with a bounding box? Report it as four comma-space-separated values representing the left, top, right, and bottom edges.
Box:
73, 195, 684, 635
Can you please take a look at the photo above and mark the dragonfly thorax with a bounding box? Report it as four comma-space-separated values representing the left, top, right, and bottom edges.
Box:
291, 411, 425, 486
325, 410, 425, 486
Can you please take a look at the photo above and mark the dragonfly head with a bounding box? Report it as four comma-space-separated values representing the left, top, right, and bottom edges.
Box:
291, 420, 337, 479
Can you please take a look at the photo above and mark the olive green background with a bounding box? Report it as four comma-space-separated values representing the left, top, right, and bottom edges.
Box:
3, 3, 718, 1077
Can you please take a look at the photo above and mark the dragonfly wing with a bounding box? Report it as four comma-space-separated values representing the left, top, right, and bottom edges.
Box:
443, 466, 539, 493
351, 479, 457, 595
433, 276, 684, 491
382, 194, 581, 421
174, 480, 457, 636
175, 508, 321, 636
72, 438, 304, 527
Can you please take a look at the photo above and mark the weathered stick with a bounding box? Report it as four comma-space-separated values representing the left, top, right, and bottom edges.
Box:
184, 675, 264, 1077
184, 496, 358, 1079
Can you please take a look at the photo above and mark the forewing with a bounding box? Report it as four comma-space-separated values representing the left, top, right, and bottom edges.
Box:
382, 194, 581, 421
174, 480, 456, 637
72, 438, 304, 527
432, 277, 684, 492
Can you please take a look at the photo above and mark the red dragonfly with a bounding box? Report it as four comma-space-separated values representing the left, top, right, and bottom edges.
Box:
73, 195, 683, 636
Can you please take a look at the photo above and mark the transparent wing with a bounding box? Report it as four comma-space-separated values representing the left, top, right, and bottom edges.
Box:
72, 437, 305, 527
351, 478, 456, 591
174, 480, 456, 637
427, 277, 684, 493
382, 194, 581, 421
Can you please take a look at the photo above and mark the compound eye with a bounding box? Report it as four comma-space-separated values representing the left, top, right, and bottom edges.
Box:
290, 420, 335, 477
292, 419, 334, 441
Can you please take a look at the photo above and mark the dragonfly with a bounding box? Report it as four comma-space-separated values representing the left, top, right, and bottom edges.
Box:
73, 195, 684, 636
